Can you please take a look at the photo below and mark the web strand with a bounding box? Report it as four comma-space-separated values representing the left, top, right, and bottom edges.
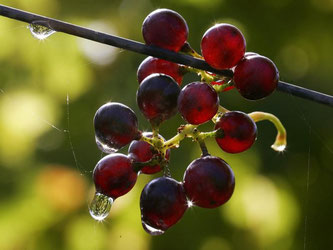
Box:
303, 126, 311, 250
65, 93, 91, 175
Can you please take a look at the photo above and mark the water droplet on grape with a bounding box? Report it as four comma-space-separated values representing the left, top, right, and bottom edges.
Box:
89, 192, 113, 221
142, 220, 165, 236
95, 136, 118, 154
28, 22, 55, 40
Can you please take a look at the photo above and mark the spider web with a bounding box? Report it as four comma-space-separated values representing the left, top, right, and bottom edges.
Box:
0, 87, 91, 176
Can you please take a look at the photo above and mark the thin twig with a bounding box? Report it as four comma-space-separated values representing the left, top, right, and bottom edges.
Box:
0, 4, 332, 106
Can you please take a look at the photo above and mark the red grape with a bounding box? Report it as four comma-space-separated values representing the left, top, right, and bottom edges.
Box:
215, 111, 257, 153
93, 153, 137, 199
137, 74, 180, 126
234, 55, 279, 100
140, 177, 187, 235
128, 132, 170, 174
142, 9, 188, 52
94, 102, 140, 153
201, 24, 246, 69
137, 56, 183, 85
183, 155, 235, 208
178, 82, 219, 125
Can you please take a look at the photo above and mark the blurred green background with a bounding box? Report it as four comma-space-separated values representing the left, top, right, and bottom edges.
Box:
0, 0, 333, 249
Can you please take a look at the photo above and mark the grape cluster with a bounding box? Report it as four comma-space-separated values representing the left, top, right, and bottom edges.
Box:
89, 8, 286, 235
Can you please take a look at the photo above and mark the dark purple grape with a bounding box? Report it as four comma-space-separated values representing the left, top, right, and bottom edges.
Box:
178, 82, 219, 125
137, 56, 183, 85
142, 9, 188, 52
233, 55, 279, 100
140, 177, 188, 235
215, 111, 257, 153
128, 132, 170, 174
183, 155, 235, 208
137, 74, 180, 126
201, 24, 246, 69
94, 102, 140, 153
93, 153, 137, 199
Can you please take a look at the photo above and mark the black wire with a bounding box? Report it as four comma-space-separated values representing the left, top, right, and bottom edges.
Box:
1, 4, 333, 107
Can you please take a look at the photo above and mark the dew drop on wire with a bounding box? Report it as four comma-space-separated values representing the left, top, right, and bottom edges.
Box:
89, 192, 113, 221
28, 23, 55, 40
95, 136, 118, 154
141, 220, 165, 236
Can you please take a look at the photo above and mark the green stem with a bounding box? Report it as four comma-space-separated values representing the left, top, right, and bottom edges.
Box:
140, 124, 224, 159
183, 66, 216, 82
212, 105, 230, 123
218, 105, 230, 114
180, 42, 204, 59
140, 135, 154, 146
200, 128, 224, 140
151, 123, 164, 148
212, 80, 234, 93
197, 137, 209, 156
152, 123, 159, 138
131, 155, 168, 172
164, 124, 198, 149
249, 112, 287, 152
141, 124, 198, 157
140, 133, 163, 150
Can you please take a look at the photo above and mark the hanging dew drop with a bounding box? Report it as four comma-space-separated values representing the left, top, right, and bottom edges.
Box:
89, 192, 113, 221
271, 144, 286, 152
28, 22, 55, 40
141, 220, 165, 236
95, 136, 118, 154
